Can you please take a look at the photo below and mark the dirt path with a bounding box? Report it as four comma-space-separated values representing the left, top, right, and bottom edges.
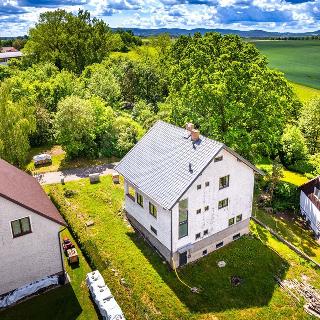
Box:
35, 163, 118, 185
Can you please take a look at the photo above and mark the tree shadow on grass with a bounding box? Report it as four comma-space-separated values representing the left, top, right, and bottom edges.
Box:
128, 233, 289, 314
0, 284, 82, 320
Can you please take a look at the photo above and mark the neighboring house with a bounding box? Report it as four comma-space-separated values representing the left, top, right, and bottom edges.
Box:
0, 159, 66, 296
116, 121, 262, 267
0, 50, 23, 65
0, 47, 18, 53
300, 176, 320, 237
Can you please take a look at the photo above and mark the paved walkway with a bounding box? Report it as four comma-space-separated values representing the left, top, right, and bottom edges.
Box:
35, 163, 118, 185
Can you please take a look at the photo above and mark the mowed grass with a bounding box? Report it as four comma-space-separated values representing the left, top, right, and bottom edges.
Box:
44, 176, 319, 320
0, 229, 98, 320
291, 82, 320, 103
253, 40, 320, 89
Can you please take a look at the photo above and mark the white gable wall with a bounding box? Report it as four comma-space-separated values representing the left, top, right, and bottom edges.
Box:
300, 191, 320, 235
0, 196, 63, 295
171, 148, 255, 252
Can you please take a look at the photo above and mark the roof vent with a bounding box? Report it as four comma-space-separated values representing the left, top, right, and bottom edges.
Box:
186, 123, 194, 132
191, 129, 200, 142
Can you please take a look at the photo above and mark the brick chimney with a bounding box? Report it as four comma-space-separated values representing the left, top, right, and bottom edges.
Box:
186, 123, 194, 132
191, 129, 200, 141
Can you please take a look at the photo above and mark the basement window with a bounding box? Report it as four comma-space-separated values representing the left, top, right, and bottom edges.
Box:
233, 233, 240, 240
204, 229, 208, 236
195, 233, 201, 240
216, 241, 224, 249
202, 249, 208, 256
150, 226, 157, 235
236, 214, 242, 223
11, 217, 32, 238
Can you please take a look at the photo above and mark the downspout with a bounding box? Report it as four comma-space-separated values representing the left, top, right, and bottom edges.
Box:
58, 227, 67, 284
170, 209, 173, 268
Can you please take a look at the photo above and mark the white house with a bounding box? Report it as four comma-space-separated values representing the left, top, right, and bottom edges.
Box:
0, 51, 23, 66
300, 176, 320, 237
116, 121, 262, 267
0, 159, 66, 297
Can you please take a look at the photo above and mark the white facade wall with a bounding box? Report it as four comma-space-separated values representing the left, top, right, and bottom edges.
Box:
300, 191, 320, 235
0, 196, 63, 295
124, 182, 172, 251
124, 148, 255, 266
171, 148, 255, 252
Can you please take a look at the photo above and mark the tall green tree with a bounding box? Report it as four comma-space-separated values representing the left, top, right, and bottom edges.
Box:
24, 9, 113, 73
166, 33, 301, 160
299, 96, 320, 154
0, 81, 36, 165
54, 96, 97, 158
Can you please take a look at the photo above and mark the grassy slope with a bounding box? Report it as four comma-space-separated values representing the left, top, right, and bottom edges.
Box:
291, 83, 320, 103
0, 229, 97, 320
252, 40, 320, 89
43, 176, 319, 320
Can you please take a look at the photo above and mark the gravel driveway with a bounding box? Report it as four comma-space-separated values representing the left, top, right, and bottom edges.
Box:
35, 163, 118, 185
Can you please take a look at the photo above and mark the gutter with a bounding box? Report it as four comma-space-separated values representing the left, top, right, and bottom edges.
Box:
58, 227, 67, 284
170, 209, 173, 267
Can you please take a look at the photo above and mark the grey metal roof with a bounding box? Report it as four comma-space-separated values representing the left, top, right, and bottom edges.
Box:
116, 121, 261, 210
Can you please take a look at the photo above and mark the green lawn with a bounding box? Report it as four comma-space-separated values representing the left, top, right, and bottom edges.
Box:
44, 176, 319, 320
0, 229, 98, 320
291, 82, 320, 103
253, 40, 320, 89
25, 145, 119, 174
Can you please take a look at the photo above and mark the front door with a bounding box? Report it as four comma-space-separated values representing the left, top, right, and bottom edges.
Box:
179, 251, 188, 266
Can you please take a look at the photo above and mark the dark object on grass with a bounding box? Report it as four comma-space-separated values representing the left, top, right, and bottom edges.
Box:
231, 276, 242, 287
62, 237, 74, 253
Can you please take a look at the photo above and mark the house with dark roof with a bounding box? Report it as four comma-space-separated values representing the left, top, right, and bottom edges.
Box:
300, 176, 320, 237
116, 121, 262, 267
0, 159, 66, 296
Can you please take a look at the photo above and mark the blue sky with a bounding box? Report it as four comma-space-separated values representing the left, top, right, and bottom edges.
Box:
0, 0, 319, 36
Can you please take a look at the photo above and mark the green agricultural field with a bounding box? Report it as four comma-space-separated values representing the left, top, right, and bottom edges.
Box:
253, 40, 320, 89
43, 176, 319, 320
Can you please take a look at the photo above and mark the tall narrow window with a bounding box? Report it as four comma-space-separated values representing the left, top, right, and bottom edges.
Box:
179, 199, 188, 239
11, 217, 32, 238
137, 193, 143, 207
149, 202, 157, 218
236, 214, 242, 222
228, 217, 235, 226
219, 175, 230, 189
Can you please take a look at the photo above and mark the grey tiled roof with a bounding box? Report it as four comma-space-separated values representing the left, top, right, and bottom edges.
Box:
116, 121, 224, 209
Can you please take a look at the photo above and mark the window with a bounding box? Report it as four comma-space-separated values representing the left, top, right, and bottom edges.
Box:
150, 226, 157, 235
205, 205, 209, 211
315, 187, 320, 199
214, 156, 223, 162
228, 217, 235, 226
202, 249, 208, 256
127, 185, 135, 201
11, 217, 31, 238
196, 208, 201, 214
195, 233, 201, 240
205, 181, 210, 187
216, 241, 224, 249
218, 198, 228, 209
137, 193, 143, 207
236, 214, 242, 222
149, 202, 157, 218
204, 229, 208, 236
197, 184, 201, 190
179, 199, 188, 239
219, 175, 230, 189
233, 233, 240, 240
